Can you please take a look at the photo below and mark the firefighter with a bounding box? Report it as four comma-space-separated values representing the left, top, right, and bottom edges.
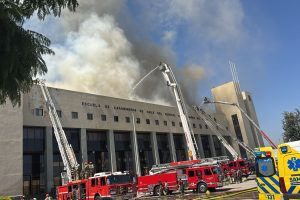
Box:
158, 181, 164, 196
45, 193, 51, 200
164, 180, 169, 195
237, 167, 242, 183
178, 178, 184, 195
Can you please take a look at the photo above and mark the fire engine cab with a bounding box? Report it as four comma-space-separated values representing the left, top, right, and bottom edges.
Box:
57, 172, 136, 200
228, 159, 251, 177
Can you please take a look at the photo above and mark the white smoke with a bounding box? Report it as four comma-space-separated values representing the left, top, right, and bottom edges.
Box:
44, 14, 140, 99
36, 0, 248, 105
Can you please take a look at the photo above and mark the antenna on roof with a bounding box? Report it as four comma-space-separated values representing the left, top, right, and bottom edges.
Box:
229, 61, 242, 105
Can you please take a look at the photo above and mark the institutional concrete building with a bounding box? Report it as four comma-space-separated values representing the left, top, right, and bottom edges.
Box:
0, 81, 263, 196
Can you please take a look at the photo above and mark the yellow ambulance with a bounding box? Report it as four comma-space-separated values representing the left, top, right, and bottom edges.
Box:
255, 146, 281, 200
255, 141, 300, 200
277, 141, 300, 199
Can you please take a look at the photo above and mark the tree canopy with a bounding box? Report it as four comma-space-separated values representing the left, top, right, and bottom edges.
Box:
0, 0, 78, 106
282, 109, 300, 142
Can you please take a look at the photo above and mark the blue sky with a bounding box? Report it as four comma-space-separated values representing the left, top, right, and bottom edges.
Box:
26, 1, 300, 145
124, 1, 300, 144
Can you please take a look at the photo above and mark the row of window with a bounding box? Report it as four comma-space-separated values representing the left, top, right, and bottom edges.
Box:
34, 108, 226, 129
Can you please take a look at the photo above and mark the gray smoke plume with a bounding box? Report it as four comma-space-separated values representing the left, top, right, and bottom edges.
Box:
42, 0, 241, 105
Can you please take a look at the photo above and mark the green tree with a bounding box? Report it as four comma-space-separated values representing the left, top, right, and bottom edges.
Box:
282, 109, 300, 142
0, 0, 78, 106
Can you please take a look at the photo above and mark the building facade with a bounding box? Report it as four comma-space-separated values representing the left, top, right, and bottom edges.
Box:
0, 81, 261, 196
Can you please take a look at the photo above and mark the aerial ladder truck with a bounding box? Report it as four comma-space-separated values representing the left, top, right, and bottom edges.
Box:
39, 80, 80, 184
158, 63, 200, 160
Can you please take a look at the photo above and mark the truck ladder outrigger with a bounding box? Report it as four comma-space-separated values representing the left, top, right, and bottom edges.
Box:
39, 81, 79, 184
193, 106, 240, 160
158, 63, 200, 160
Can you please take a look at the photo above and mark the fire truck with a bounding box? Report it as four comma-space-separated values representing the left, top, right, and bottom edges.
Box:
39, 82, 135, 199
138, 158, 225, 195
57, 172, 136, 200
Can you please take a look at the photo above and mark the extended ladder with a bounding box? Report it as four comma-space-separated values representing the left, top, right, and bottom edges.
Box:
193, 106, 240, 160
194, 105, 255, 157
39, 81, 79, 184
159, 63, 200, 160
149, 156, 229, 175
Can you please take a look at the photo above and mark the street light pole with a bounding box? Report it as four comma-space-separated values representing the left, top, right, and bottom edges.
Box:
203, 97, 277, 149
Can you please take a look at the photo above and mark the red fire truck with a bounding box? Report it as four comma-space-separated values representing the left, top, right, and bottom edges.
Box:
138, 159, 223, 195
57, 172, 136, 200
228, 159, 251, 177
186, 165, 223, 192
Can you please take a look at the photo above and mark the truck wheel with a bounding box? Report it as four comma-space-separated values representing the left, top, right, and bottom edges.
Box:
95, 195, 101, 200
198, 183, 208, 193
153, 185, 160, 196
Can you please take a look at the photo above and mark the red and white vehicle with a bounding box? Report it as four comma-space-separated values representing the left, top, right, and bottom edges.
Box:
138, 159, 224, 195
186, 165, 223, 192
228, 159, 251, 177
57, 172, 136, 200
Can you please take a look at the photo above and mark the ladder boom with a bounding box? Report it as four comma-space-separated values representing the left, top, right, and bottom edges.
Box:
158, 63, 200, 160
39, 81, 79, 183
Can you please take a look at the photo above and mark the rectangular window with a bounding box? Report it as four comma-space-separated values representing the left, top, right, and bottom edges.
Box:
163, 121, 167, 126
146, 119, 150, 124
114, 116, 119, 122
256, 157, 276, 177
199, 124, 202, 129
125, 117, 130, 123
100, 177, 106, 186
87, 113, 93, 120
155, 120, 159, 125
188, 170, 195, 177
204, 169, 212, 175
179, 122, 182, 127
101, 114, 107, 121
205, 125, 208, 129
72, 112, 78, 119
35, 108, 43, 116
136, 118, 141, 124
193, 123, 196, 128
172, 121, 175, 127
56, 110, 62, 118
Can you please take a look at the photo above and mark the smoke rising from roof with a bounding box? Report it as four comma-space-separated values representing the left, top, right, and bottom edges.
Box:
42, 0, 232, 105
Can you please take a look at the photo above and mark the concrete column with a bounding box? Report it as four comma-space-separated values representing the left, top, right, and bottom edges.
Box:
108, 129, 117, 172
209, 135, 217, 157
80, 128, 88, 163
130, 131, 141, 176
196, 134, 205, 158
150, 132, 160, 165
45, 126, 54, 192
168, 133, 177, 162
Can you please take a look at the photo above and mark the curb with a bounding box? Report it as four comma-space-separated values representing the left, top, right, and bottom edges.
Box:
193, 187, 257, 200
